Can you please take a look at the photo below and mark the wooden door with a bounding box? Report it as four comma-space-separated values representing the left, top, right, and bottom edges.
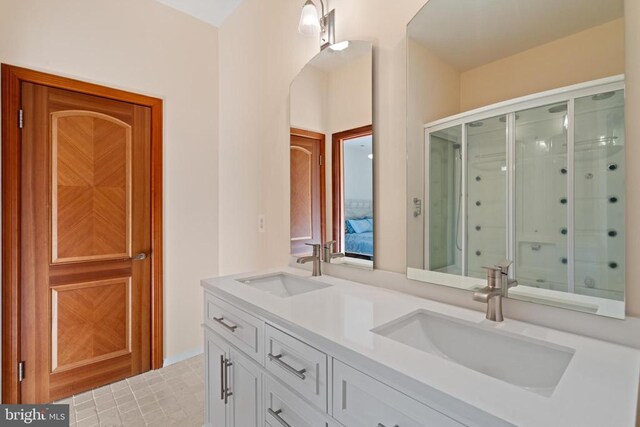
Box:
20, 82, 151, 402
290, 130, 325, 256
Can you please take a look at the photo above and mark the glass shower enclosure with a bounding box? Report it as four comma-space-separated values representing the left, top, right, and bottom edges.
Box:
426, 77, 625, 302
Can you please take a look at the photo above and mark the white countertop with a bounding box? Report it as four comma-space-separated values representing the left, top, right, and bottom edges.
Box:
202, 267, 640, 427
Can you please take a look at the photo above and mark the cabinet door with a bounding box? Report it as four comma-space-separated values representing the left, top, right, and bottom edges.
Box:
264, 376, 328, 427
333, 360, 464, 427
228, 347, 263, 427
205, 329, 228, 427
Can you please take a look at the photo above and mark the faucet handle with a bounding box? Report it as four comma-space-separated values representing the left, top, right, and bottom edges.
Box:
495, 259, 514, 274
323, 240, 337, 249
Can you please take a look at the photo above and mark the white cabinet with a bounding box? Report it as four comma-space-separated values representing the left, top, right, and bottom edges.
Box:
205, 328, 228, 427
264, 376, 329, 427
205, 293, 264, 363
204, 290, 472, 427
265, 324, 328, 412
332, 360, 464, 427
205, 327, 262, 427
228, 347, 263, 427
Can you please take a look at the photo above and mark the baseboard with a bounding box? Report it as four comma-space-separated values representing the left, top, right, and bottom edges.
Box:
162, 347, 204, 367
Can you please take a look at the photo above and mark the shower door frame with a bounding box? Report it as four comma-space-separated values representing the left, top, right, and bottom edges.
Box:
423, 75, 625, 291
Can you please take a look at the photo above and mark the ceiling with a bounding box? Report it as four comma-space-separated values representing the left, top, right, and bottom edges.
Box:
408, 0, 624, 71
154, 0, 244, 27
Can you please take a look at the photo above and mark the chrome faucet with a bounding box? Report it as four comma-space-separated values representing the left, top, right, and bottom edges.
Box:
296, 243, 322, 276
323, 240, 345, 264
472, 260, 518, 322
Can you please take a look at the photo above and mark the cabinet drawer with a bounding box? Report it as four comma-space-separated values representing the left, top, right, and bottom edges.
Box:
332, 360, 464, 427
264, 376, 328, 427
265, 324, 327, 412
205, 292, 264, 363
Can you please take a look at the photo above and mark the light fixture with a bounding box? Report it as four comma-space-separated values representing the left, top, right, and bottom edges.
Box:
298, 0, 335, 50
329, 41, 349, 52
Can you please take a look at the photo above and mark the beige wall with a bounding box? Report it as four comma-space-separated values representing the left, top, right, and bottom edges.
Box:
327, 55, 373, 135
0, 0, 220, 361
290, 66, 328, 134
460, 18, 625, 111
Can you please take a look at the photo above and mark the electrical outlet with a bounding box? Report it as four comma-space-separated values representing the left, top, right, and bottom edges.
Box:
258, 214, 266, 232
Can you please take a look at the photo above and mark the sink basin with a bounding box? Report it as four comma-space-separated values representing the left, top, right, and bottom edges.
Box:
372, 310, 574, 396
237, 273, 331, 298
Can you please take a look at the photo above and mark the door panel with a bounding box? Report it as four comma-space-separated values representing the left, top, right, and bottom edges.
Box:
290, 146, 313, 241
205, 329, 228, 427
51, 110, 132, 263
51, 278, 130, 372
290, 134, 322, 255
228, 348, 262, 427
20, 82, 151, 403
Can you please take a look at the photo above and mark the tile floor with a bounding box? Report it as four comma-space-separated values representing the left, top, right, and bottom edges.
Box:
54, 354, 205, 427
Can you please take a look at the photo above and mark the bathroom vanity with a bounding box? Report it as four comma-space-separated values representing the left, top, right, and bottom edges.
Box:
202, 268, 640, 426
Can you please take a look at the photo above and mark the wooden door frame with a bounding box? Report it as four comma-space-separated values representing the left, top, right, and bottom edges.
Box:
331, 125, 373, 253
290, 128, 326, 247
1, 64, 164, 403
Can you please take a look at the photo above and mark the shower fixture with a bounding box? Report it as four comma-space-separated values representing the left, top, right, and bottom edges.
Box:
548, 104, 568, 114
592, 91, 615, 101
499, 114, 519, 123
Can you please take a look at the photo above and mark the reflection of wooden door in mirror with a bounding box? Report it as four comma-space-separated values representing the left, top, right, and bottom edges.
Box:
290, 129, 325, 255
20, 83, 151, 402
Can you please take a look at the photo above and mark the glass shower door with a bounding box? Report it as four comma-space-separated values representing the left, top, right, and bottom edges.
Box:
466, 116, 507, 279
428, 125, 463, 275
574, 89, 625, 301
515, 103, 569, 292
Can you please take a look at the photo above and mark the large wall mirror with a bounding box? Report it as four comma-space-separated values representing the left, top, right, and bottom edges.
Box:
407, 0, 626, 318
290, 41, 374, 268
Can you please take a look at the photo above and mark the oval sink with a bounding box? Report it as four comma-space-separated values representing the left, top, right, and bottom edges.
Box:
372, 310, 574, 396
237, 273, 331, 298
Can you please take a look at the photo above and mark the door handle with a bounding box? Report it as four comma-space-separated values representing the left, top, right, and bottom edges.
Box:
133, 252, 148, 261
219, 355, 225, 401
223, 357, 233, 404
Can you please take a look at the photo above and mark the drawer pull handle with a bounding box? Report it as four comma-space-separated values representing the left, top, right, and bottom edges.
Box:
268, 353, 307, 380
213, 316, 238, 332
377, 424, 399, 427
268, 409, 292, 427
